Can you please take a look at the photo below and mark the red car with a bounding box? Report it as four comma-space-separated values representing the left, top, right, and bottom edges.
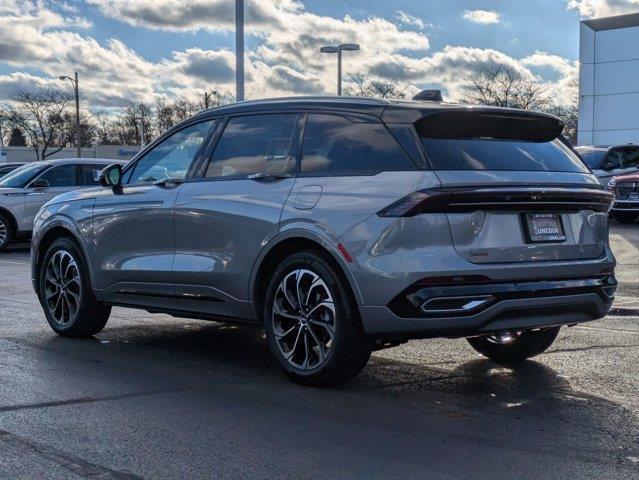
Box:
608, 172, 639, 223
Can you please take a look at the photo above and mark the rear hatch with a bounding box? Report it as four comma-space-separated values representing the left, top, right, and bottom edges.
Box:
415, 109, 611, 264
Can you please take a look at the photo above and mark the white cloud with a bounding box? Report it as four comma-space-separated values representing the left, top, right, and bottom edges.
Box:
463, 9, 502, 25
396, 10, 425, 29
0, 0, 577, 110
567, 0, 639, 17
85, 0, 302, 32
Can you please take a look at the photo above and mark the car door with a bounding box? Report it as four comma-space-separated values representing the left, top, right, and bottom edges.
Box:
172, 112, 302, 319
23, 163, 78, 227
91, 119, 216, 309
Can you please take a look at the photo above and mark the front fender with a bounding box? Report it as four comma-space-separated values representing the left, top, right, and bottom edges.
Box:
31, 199, 96, 294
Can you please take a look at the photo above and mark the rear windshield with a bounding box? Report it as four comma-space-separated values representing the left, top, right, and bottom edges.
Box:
416, 111, 589, 173
420, 138, 590, 173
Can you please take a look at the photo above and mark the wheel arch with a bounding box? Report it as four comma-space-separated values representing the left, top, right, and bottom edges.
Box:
249, 229, 363, 323
0, 206, 18, 237
33, 220, 94, 296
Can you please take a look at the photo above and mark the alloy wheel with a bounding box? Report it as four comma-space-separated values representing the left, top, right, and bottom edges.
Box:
0, 219, 7, 247
272, 268, 336, 370
44, 250, 81, 326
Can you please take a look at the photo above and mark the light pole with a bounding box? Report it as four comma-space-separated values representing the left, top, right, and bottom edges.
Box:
135, 116, 145, 150
320, 43, 360, 95
235, 0, 244, 102
59, 72, 81, 157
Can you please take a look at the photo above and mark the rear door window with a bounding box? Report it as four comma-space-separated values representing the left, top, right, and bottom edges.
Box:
301, 114, 416, 175
205, 114, 298, 179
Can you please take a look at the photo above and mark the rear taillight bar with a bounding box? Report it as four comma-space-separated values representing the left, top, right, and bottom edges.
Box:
377, 187, 614, 217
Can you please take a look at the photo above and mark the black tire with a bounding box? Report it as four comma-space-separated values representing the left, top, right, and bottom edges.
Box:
466, 327, 561, 363
263, 249, 372, 387
0, 212, 13, 251
38, 237, 111, 338
612, 212, 638, 224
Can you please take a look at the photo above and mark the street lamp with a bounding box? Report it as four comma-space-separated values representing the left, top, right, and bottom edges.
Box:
320, 43, 360, 95
59, 72, 81, 157
135, 116, 145, 150
236, 0, 244, 102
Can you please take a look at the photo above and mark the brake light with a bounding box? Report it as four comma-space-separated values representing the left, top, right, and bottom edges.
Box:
377, 190, 450, 217
377, 187, 614, 217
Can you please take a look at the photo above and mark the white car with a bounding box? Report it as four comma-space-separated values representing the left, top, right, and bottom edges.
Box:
575, 145, 639, 185
0, 158, 124, 250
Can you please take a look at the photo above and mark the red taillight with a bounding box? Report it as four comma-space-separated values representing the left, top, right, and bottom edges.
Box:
377, 187, 614, 217
377, 190, 450, 217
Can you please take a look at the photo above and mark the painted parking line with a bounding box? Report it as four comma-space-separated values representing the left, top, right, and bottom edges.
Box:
0, 259, 29, 266
575, 325, 639, 335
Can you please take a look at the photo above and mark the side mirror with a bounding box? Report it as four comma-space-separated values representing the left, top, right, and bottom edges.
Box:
99, 164, 123, 187
30, 179, 49, 189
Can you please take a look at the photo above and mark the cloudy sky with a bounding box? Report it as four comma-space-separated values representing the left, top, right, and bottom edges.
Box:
0, 0, 638, 110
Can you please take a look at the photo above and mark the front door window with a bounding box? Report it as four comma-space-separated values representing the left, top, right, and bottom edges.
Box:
127, 120, 215, 185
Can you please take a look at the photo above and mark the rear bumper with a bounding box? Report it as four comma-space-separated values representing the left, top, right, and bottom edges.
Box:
612, 201, 639, 212
359, 276, 616, 339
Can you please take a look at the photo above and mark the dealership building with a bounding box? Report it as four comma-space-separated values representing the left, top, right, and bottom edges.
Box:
579, 13, 639, 145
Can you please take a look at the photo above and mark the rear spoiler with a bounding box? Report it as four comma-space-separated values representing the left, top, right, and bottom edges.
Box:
414, 111, 564, 142
382, 106, 564, 140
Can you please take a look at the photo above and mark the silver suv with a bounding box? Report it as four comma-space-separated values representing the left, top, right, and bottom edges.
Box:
30, 97, 616, 386
0, 158, 121, 249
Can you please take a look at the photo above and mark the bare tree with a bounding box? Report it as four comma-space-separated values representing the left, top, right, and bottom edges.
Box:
1, 90, 74, 160
0, 108, 11, 147
8, 126, 27, 146
200, 90, 231, 110
464, 66, 550, 111
546, 102, 578, 144
344, 75, 408, 99
93, 109, 118, 145
113, 102, 153, 145
155, 98, 199, 134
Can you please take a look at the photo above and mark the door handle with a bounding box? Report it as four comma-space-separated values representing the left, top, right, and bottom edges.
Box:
247, 172, 293, 181
153, 179, 184, 188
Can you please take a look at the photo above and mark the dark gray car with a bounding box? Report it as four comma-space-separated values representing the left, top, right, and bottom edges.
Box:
575, 144, 639, 185
0, 158, 121, 249
30, 97, 616, 386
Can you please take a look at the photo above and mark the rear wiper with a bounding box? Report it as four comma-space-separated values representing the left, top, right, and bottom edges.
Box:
247, 172, 293, 181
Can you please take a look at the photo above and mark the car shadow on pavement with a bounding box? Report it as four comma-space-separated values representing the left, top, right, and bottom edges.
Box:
27, 320, 639, 477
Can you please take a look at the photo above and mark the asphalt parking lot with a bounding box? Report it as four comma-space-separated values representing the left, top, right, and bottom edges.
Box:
0, 224, 637, 479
